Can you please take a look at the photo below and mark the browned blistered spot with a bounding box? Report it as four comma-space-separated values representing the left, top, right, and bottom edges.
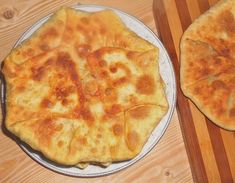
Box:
99, 27, 107, 35
126, 51, 136, 60
57, 140, 64, 147
110, 66, 117, 73
81, 17, 89, 24
115, 63, 131, 76
229, 107, 235, 117
113, 77, 127, 86
127, 131, 140, 151
41, 27, 58, 38
73, 107, 81, 118
87, 51, 109, 79
75, 44, 91, 58
211, 80, 226, 90
62, 99, 68, 106
220, 48, 230, 57
84, 80, 98, 96
56, 73, 64, 79
41, 98, 52, 108
219, 11, 235, 33
69, 85, 77, 92
70, 70, 79, 83
136, 74, 155, 95
100, 70, 108, 78
129, 106, 150, 119
27, 48, 34, 56
199, 66, 209, 77
39, 43, 50, 51
23, 48, 34, 57
63, 35, 72, 44
105, 87, 113, 96
16, 85, 25, 92
80, 108, 94, 124
35, 118, 57, 146
214, 57, 222, 65
56, 52, 80, 84
90, 148, 97, 153
67, 25, 73, 33
76, 24, 86, 32
57, 52, 71, 67
98, 59, 106, 67
112, 124, 123, 136
193, 86, 201, 95
78, 137, 87, 145
217, 106, 225, 116
31, 66, 45, 81
106, 104, 122, 116
54, 87, 69, 100
45, 57, 54, 65
129, 95, 138, 105
189, 62, 194, 67
93, 49, 103, 59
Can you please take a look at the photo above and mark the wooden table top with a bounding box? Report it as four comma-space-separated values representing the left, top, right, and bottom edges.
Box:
0, 0, 193, 182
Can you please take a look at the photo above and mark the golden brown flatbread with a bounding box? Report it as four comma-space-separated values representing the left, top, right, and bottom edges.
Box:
180, 0, 235, 130
2, 7, 168, 166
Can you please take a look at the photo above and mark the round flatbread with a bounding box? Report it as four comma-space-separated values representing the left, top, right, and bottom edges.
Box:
180, 0, 235, 130
2, 7, 168, 166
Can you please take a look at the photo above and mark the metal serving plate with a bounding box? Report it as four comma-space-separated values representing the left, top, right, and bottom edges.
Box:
1, 5, 176, 177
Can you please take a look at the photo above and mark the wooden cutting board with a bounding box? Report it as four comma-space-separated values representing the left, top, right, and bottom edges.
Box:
153, 0, 235, 182
0, 0, 193, 182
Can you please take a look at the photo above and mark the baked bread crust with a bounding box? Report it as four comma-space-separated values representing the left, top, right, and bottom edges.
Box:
2, 7, 168, 166
180, 0, 235, 130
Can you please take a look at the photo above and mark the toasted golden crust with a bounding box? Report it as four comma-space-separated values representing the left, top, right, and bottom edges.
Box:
180, 0, 235, 130
3, 7, 168, 165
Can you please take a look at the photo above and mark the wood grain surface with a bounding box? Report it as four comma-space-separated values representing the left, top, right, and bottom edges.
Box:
0, 0, 193, 182
153, 0, 235, 182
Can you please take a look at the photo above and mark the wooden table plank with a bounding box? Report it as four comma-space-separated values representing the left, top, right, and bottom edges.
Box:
0, 0, 193, 182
